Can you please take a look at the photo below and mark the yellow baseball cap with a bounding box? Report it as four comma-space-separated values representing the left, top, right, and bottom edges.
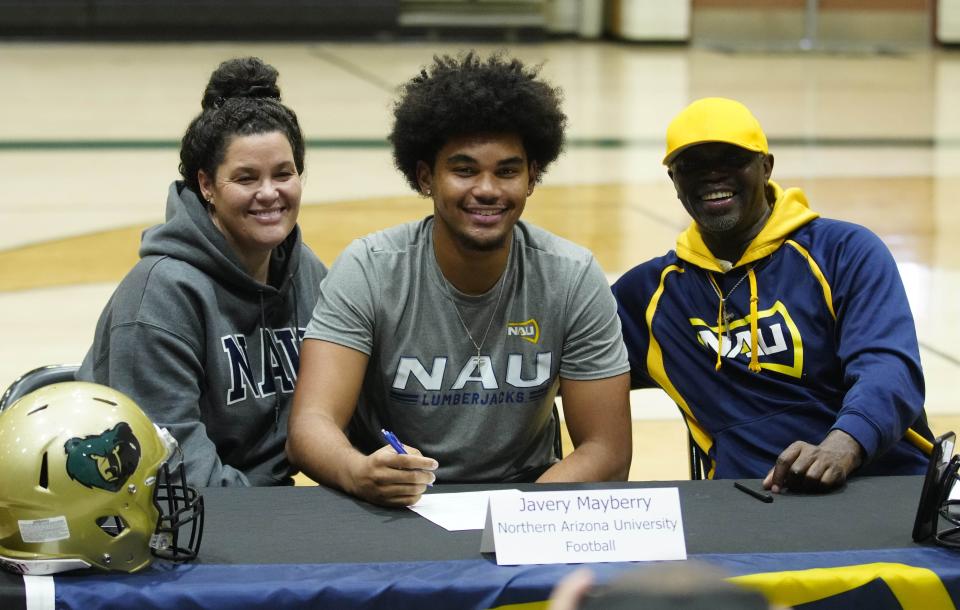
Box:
663, 97, 768, 166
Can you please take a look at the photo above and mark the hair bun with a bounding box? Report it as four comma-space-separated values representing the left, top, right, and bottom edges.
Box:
201, 57, 281, 110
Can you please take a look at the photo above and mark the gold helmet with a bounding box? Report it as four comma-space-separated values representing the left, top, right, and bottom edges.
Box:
0, 382, 203, 574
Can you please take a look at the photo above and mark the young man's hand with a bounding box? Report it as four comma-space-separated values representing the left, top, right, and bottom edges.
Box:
347, 444, 438, 507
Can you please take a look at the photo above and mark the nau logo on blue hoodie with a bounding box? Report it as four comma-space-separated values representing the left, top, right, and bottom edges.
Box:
690, 300, 804, 378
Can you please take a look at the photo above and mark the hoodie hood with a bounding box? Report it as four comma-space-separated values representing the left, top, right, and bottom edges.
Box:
78, 181, 327, 487
139, 181, 302, 295
675, 181, 819, 272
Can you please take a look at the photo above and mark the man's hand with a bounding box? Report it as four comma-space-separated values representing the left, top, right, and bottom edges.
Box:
547, 568, 594, 610
762, 430, 864, 493
347, 444, 438, 507
289, 341, 438, 507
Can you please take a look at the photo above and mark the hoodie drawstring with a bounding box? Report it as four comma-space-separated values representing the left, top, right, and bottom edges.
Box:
747, 268, 761, 373
712, 282, 725, 371
258, 290, 281, 431
291, 276, 300, 347
708, 266, 761, 373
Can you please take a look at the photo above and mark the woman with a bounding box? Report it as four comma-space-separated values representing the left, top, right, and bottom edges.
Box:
78, 57, 326, 486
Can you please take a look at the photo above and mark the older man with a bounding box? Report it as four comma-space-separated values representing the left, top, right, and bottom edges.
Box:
613, 97, 932, 492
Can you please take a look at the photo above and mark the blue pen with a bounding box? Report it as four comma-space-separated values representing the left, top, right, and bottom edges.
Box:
381, 429, 408, 455
381, 428, 434, 487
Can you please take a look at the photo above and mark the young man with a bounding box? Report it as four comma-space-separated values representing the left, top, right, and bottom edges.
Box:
613, 97, 932, 493
288, 53, 632, 507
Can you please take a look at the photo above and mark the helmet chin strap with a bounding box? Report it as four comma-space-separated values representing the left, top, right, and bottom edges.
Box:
154, 425, 179, 462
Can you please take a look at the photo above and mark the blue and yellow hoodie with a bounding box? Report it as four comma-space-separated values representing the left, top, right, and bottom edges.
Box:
612, 182, 931, 479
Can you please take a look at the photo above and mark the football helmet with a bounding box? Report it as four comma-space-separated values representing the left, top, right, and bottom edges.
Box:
913, 431, 960, 548
935, 454, 960, 548
0, 382, 203, 574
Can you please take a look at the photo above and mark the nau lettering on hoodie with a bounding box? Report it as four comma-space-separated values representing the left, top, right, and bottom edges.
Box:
221, 327, 306, 404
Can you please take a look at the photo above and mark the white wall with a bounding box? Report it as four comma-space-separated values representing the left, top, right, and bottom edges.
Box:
611, 0, 690, 41
939, 0, 960, 42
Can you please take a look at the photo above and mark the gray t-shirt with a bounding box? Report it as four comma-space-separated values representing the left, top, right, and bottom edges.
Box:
305, 217, 629, 482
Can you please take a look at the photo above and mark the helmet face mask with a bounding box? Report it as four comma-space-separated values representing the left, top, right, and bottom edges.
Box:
150, 456, 204, 562
934, 455, 960, 548
913, 431, 960, 547
0, 382, 203, 574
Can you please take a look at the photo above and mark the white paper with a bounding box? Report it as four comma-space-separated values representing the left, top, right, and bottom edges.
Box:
483, 488, 687, 565
409, 489, 522, 531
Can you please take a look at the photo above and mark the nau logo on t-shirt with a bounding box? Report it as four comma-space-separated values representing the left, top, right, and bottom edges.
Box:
392, 353, 552, 390
507, 318, 540, 344
389, 353, 555, 407
689, 301, 804, 378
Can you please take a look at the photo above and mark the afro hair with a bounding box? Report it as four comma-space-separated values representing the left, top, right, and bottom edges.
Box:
389, 51, 567, 192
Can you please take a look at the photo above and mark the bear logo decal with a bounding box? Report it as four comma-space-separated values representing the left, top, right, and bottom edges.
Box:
64, 422, 141, 492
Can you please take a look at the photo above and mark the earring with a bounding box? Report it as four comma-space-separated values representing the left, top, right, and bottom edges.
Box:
425, 188, 432, 196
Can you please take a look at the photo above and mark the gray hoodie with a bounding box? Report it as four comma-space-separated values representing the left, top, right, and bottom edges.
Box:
78, 182, 327, 486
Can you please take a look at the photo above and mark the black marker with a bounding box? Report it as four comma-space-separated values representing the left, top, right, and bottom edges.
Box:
734, 481, 774, 503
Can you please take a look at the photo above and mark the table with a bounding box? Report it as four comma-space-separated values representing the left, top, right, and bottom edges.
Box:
2, 476, 958, 609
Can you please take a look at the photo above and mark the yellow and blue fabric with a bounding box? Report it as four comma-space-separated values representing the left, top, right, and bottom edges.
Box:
39, 549, 960, 609
612, 182, 930, 479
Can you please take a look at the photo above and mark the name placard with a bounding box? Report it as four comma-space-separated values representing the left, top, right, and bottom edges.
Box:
480, 488, 686, 565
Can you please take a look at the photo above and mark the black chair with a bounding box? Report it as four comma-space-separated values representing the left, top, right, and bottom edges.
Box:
631, 379, 708, 480
0, 364, 79, 412
552, 401, 564, 459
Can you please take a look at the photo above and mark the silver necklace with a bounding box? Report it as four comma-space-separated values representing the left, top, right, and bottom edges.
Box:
445, 268, 509, 370
706, 266, 751, 336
